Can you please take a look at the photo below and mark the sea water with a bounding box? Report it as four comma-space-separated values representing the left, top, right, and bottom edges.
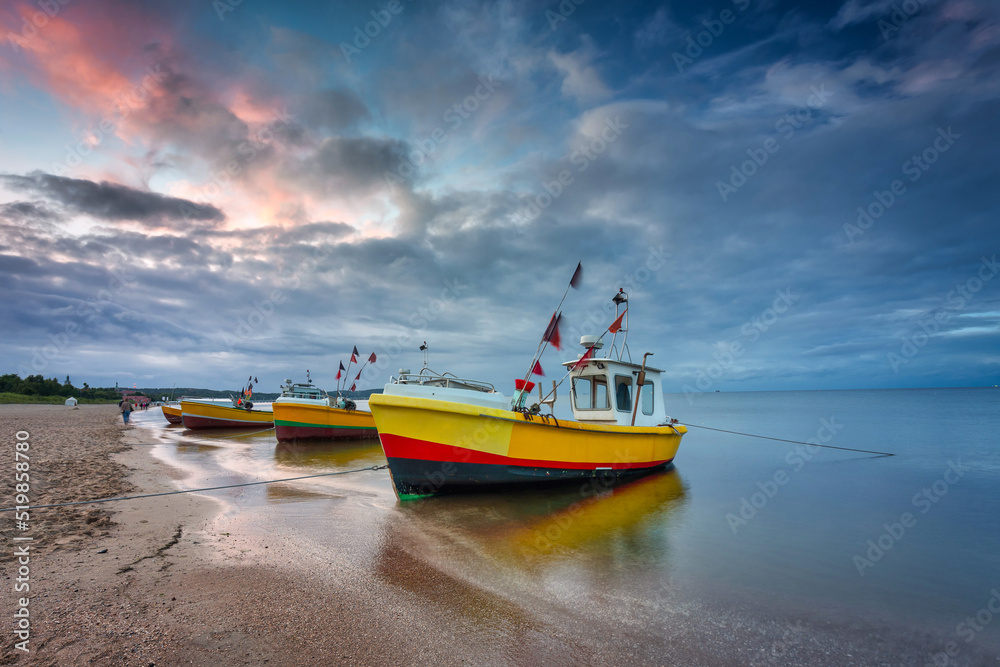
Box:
134, 387, 1000, 660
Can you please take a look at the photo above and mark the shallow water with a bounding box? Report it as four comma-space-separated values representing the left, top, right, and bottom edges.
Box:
130, 387, 1000, 660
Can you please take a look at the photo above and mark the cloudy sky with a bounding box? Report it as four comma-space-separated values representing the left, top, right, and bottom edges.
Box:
1, 0, 998, 397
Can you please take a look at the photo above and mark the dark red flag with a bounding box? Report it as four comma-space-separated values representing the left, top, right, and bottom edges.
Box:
570, 262, 583, 289
351, 346, 359, 363
608, 309, 626, 334
368, 352, 377, 363
336, 360, 345, 380
543, 313, 562, 350
572, 346, 595, 371
350, 382, 357, 391
531, 360, 544, 377
355, 370, 362, 381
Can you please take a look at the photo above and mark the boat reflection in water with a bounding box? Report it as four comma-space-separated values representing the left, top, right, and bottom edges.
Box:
274, 438, 386, 469
266, 438, 387, 503
373, 469, 688, 611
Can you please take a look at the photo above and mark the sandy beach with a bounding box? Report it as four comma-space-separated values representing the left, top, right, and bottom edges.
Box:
2, 403, 998, 666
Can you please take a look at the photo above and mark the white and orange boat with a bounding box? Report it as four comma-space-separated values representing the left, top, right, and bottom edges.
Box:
180, 398, 274, 430
272, 373, 377, 442
368, 287, 686, 499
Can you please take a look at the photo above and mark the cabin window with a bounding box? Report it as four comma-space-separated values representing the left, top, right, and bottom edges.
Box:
573, 375, 610, 410
615, 375, 632, 412
641, 381, 654, 415
594, 376, 609, 409
572, 377, 591, 411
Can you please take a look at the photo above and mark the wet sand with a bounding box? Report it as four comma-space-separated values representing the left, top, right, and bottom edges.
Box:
1, 404, 997, 665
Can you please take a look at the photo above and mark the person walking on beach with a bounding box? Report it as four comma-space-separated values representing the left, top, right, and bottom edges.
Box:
119, 398, 133, 423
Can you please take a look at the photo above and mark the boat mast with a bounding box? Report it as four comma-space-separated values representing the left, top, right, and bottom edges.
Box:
608, 288, 631, 362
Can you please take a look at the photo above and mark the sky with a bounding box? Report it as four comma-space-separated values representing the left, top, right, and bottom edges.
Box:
1, 0, 998, 398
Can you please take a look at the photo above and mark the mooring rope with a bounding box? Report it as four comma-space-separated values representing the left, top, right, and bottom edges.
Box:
678, 423, 894, 457
0, 465, 388, 512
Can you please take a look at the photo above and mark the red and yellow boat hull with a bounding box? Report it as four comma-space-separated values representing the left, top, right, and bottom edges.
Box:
368, 393, 685, 500
272, 401, 377, 442
180, 400, 274, 430
162, 405, 182, 424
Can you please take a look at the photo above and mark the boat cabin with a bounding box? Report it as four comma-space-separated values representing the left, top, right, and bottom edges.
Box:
562, 332, 668, 427
277, 375, 329, 403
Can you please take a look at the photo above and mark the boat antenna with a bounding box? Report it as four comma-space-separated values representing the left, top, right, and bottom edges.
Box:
517, 262, 583, 401
420, 341, 429, 369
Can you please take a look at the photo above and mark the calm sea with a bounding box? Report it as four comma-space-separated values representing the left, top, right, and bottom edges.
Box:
135, 387, 1000, 662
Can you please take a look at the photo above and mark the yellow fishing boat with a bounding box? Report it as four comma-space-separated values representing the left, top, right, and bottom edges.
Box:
272, 373, 377, 442
180, 398, 273, 430
369, 286, 686, 499
161, 404, 182, 424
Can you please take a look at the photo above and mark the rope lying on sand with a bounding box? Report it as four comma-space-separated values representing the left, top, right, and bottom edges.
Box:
0, 465, 388, 512
678, 423, 894, 457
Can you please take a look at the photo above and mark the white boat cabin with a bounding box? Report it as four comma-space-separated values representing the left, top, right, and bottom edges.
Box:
562, 337, 668, 427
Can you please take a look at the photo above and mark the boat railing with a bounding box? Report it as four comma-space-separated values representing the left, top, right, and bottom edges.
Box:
392, 367, 496, 394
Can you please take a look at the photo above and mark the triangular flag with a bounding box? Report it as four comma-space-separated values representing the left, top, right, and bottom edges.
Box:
608, 309, 627, 334
350, 382, 357, 391
572, 346, 595, 371
351, 346, 359, 363
570, 262, 583, 289
336, 360, 344, 380
339, 361, 346, 370
543, 313, 562, 350
531, 360, 544, 377
368, 352, 377, 363
355, 370, 362, 381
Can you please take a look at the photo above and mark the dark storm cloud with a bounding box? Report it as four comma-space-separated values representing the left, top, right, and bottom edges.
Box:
0, 172, 225, 226
282, 135, 412, 195
298, 89, 371, 133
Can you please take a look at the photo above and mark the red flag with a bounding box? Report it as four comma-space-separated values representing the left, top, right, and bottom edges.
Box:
336, 361, 344, 380
570, 262, 583, 289
572, 346, 595, 371
531, 360, 544, 377
368, 352, 377, 363
350, 382, 357, 391
608, 309, 627, 334
355, 370, 362, 381
351, 346, 359, 363
543, 313, 562, 350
